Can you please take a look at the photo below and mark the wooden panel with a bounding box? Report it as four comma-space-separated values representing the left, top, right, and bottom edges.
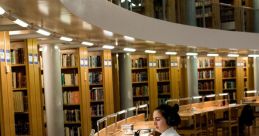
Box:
170, 56, 180, 99
236, 57, 245, 102
248, 57, 254, 89
212, 0, 220, 28
111, 54, 120, 112
179, 56, 188, 98
167, 0, 177, 22
0, 32, 15, 136
144, 0, 154, 17
215, 57, 222, 95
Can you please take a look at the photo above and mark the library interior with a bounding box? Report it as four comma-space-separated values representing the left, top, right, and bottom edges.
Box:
1, 0, 259, 136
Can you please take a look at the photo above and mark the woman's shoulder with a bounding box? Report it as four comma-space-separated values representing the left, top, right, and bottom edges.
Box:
161, 127, 180, 136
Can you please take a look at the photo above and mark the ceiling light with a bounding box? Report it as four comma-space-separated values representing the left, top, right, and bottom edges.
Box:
165, 51, 177, 55
102, 45, 114, 49
81, 41, 94, 46
248, 54, 259, 57
138, 3, 142, 6
128, 0, 132, 2
124, 36, 135, 41
13, 19, 29, 27
186, 52, 198, 56
103, 30, 113, 37
60, 36, 73, 42
145, 40, 155, 44
9, 31, 21, 35
0, 6, 6, 15
123, 48, 136, 52
207, 53, 219, 57
131, 3, 136, 7
121, 0, 125, 2
145, 50, 156, 54
227, 53, 239, 57
36, 29, 51, 36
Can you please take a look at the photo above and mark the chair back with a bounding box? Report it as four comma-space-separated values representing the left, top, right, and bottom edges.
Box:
204, 94, 216, 102
245, 90, 257, 97
96, 117, 107, 136
137, 104, 149, 120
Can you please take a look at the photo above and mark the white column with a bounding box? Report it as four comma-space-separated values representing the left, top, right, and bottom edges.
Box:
187, 56, 199, 97
42, 45, 64, 136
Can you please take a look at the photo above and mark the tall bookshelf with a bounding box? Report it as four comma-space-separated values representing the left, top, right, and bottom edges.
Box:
197, 57, 215, 95
88, 50, 114, 130
11, 39, 43, 136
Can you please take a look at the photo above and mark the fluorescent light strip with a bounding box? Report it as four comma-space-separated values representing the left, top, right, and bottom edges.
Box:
124, 35, 135, 41
193, 96, 202, 99
205, 94, 215, 98
165, 51, 177, 55
60, 36, 73, 42
186, 52, 198, 56
248, 54, 259, 57
13, 19, 29, 27
227, 54, 239, 57
145, 50, 156, 54
207, 53, 219, 57
123, 48, 136, 52
103, 30, 113, 37
219, 93, 228, 96
9, 31, 22, 35
36, 29, 51, 36
102, 45, 114, 49
0, 6, 5, 15
81, 41, 94, 46
246, 90, 257, 94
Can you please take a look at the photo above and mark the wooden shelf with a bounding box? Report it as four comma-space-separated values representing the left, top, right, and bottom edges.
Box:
156, 67, 170, 70
13, 88, 27, 91
61, 66, 78, 70
132, 81, 148, 84
158, 93, 171, 96
64, 122, 81, 125
198, 67, 214, 70
223, 88, 236, 91
132, 67, 147, 70
89, 83, 103, 86
222, 77, 236, 80
14, 112, 29, 114
90, 100, 104, 103
199, 90, 214, 92
91, 115, 103, 118
157, 80, 170, 83
11, 64, 26, 67
63, 104, 80, 107
222, 67, 236, 69
89, 67, 102, 70
62, 85, 79, 88
198, 78, 215, 81
133, 96, 149, 98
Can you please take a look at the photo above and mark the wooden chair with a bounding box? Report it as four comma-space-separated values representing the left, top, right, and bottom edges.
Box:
177, 113, 203, 136
137, 104, 149, 120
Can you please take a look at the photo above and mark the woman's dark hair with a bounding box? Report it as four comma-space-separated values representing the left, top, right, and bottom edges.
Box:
155, 104, 181, 126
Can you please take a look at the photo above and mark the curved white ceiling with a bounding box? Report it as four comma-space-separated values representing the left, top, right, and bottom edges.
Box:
61, 0, 259, 49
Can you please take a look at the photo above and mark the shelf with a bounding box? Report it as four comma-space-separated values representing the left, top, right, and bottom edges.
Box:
133, 96, 149, 98
63, 104, 80, 107
91, 115, 103, 118
222, 77, 236, 80
64, 122, 81, 125
198, 78, 215, 81
89, 83, 103, 86
222, 67, 236, 69
62, 85, 79, 88
196, 3, 212, 8
199, 90, 214, 92
198, 67, 214, 70
11, 64, 26, 67
132, 67, 147, 70
89, 67, 102, 70
90, 100, 104, 103
15, 112, 29, 114
61, 66, 78, 70
13, 88, 27, 91
132, 81, 148, 84
158, 93, 171, 96
223, 88, 236, 91
157, 80, 170, 83
156, 67, 170, 70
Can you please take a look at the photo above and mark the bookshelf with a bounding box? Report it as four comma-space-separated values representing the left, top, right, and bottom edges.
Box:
11, 39, 44, 136
88, 50, 114, 130
197, 57, 215, 95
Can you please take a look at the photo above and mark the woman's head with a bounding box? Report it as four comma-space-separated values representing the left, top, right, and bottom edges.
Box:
153, 104, 181, 133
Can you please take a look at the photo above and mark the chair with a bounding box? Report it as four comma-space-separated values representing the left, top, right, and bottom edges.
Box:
137, 104, 149, 120
165, 99, 179, 106
204, 94, 216, 102
177, 113, 203, 136
96, 117, 107, 136
192, 96, 203, 104
127, 106, 137, 117
106, 113, 118, 134
244, 90, 257, 97
179, 97, 192, 105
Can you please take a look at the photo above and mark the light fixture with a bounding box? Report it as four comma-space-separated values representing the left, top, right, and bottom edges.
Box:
0, 6, 6, 15
165, 51, 177, 55
186, 52, 198, 56
219, 93, 228, 96
248, 54, 259, 57
207, 53, 219, 57
124, 35, 135, 41
36, 29, 51, 36
103, 30, 113, 37
60, 36, 73, 42
13, 19, 29, 27
131, 3, 136, 7
123, 48, 136, 52
81, 41, 94, 46
193, 96, 202, 99
205, 94, 215, 98
138, 3, 142, 6
102, 45, 114, 49
227, 53, 239, 57
145, 50, 156, 54
9, 31, 22, 35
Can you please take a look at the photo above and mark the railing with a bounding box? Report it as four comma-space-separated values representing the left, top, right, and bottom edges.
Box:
107, 0, 259, 33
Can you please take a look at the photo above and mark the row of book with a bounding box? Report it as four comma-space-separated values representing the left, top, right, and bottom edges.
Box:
133, 86, 148, 97
157, 59, 169, 68
222, 60, 236, 67
156, 71, 169, 81
132, 72, 148, 82
64, 109, 81, 122
90, 87, 104, 101
65, 127, 81, 136
223, 70, 236, 78
198, 58, 215, 68
61, 73, 79, 86
198, 70, 214, 79
12, 72, 27, 88
89, 72, 102, 84
13, 92, 28, 112
132, 58, 147, 68
63, 91, 80, 105
89, 55, 102, 68
91, 104, 104, 117
11, 48, 25, 64
223, 81, 236, 89
61, 53, 77, 67
15, 120, 29, 135
196, 7, 212, 18
198, 81, 214, 91
158, 84, 170, 94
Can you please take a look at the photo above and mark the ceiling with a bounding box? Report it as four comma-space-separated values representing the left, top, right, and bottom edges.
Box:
0, 0, 255, 55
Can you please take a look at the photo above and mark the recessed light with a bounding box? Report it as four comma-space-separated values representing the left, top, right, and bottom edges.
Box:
103, 30, 113, 37
207, 53, 219, 57
81, 41, 94, 46
60, 36, 73, 42
144, 50, 156, 54
227, 53, 239, 57
123, 36, 135, 41
248, 54, 259, 57
186, 52, 198, 56
13, 19, 29, 27
165, 52, 177, 55
102, 45, 114, 49
36, 29, 51, 36
0, 6, 6, 15
123, 48, 136, 52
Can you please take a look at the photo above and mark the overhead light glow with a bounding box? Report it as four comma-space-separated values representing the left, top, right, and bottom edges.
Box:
123, 48, 136, 52
0, 6, 6, 15
60, 36, 73, 42
103, 30, 113, 37
145, 40, 155, 44
248, 54, 259, 57
102, 45, 114, 49
165, 52, 177, 55
145, 50, 156, 54
131, 3, 136, 7
36, 29, 51, 36
9, 31, 22, 35
207, 53, 219, 57
121, 0, 125, 2
186, 52, 198, 56
193, 96, 202, 99
13, 19, 29, 27
81, 41, 94, 46
124, 36, 135, 41
227, 53, 239, 57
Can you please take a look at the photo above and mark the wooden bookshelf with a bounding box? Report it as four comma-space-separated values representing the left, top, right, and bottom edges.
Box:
11, 39, 43, 136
